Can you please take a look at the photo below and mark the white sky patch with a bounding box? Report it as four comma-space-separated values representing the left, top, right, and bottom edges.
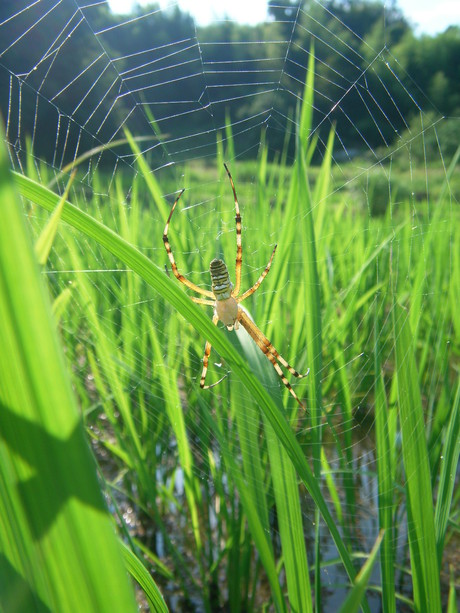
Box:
395, 0, 459, 34
107, 0, 459, 35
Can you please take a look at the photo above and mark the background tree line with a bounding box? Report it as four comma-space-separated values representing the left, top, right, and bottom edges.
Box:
1, 0, 458, 165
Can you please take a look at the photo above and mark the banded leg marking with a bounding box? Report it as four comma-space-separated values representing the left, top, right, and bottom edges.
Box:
200, 314, 227, 389
237, 309, 308, 409
238, 244, 278, 302
224, 163, 242, 296
163, 189, 214, 298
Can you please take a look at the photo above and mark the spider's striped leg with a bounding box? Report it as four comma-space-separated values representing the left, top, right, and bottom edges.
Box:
238, 244, 277, 302
200, 314, 227, 389
237, 309, 308, 409
239, 310, 309, 378
163, 189, 214, 298
224, 163, 242, 296
191, 297, 215, 306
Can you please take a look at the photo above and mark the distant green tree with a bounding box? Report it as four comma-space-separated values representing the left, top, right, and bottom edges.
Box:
392, 26, 460, 116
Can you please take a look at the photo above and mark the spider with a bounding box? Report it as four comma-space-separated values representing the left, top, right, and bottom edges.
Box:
163, 163, 309, 409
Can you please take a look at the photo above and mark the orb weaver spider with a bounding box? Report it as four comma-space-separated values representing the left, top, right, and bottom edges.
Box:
163, 164, 309, 409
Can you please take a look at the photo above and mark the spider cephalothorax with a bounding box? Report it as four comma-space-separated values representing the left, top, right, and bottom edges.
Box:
163, 164, 309, 408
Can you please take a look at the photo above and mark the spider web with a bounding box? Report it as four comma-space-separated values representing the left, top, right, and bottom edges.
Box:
1, 1, 457, 610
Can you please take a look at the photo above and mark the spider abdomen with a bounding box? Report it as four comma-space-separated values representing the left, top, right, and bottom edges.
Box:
210, 258, 233, 301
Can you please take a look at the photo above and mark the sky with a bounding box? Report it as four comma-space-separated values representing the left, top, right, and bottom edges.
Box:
108, 0, 459, 36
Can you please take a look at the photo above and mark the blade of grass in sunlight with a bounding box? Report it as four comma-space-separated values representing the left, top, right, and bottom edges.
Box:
447, 566, 457, 613
338, 530, 384, 613
199, 388, 286, 613
233, 326, 313, 613
0, 127, 137, 612
149, 316, 207, 595
35, 169, 76, 265
297, 120, 326, 613
66, 241, 145, 463
259, 52, 317, 326
393, 301, 442, 612
434, 381, 459, 564
264, 419, 313, 613
374, 304, 396, 613
121, 541, 168, 613
51, 285, 74, 322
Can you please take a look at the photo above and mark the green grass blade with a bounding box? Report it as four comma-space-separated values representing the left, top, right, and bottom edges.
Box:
234, 326, 312, 612
149, 319, 204, 562
393, 302, 442, 612
297, 126, 326, 613
124, 128, 171, 222
200, 394, 286, 612
51, 286, 74, 322
374, 311, 396, 613
120, 541, 168, 613
297, 133, 323, 435
320, 448, 343, 525
265, 422, 313, 613
434, 381, 460, 564
338, 531, 384, 613
299, 43, 315, 148
447, 566, 458, 613
230, 331, 271, 530
34, 170, 76, 265
0, 130, 137, 612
